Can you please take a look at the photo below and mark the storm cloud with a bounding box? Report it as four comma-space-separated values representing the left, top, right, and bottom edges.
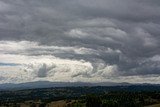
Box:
0, 0, 160, 84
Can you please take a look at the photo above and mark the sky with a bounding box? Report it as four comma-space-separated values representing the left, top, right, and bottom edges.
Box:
0, 0, 160, 84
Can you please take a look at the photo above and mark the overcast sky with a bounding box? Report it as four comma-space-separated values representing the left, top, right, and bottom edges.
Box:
0, 0, 160, 84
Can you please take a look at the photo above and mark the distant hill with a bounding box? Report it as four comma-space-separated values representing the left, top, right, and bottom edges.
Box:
0, 81, 131, 90
0, 81, 160, 90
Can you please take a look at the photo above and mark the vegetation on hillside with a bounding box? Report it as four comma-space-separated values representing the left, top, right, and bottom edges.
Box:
0, 86, 160, 107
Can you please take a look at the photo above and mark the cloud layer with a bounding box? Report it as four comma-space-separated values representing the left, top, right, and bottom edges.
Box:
0, 0, 160, 84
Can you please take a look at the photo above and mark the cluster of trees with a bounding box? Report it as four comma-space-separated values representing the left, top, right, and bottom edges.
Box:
85, 91, 160, 107
86, 94, 137, 107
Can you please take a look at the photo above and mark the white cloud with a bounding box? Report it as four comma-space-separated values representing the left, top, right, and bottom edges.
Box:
104, 27, 127, 38
74, 47, 99, 55
65, 29, 89, 38
65, 26, 128, 42
0, 40, 101, 56
0, 41, 119, 83
99, 65, 118, 77
0, 41, 38, 54
150, 55, 160, 62
0, 40, 159, 84
0, 41, 97, 83
0, 57, 94, 83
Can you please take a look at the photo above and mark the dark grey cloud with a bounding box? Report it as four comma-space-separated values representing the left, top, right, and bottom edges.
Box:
0, 0, 160, 79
